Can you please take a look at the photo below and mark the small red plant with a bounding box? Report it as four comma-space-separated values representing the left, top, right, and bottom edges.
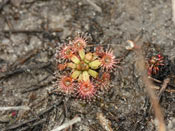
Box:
54, 33, 119, 100
147, 54, 164, 75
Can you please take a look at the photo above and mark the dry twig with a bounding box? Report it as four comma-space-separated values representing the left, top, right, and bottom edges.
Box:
18, 118, 47, 131
11, 49, 38, 67
0, 62, 51, 80
51, 116, 81, 131
0, 106, 30, 111
1, 29, 63, 34
86, 0, 102, 13
172, 0, 175, 23
149, 77, 175, 93
96, 112, 113, 131
158, 78, 170, 98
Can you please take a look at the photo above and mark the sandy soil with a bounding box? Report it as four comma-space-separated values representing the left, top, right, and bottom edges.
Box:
0, 0, 175, 131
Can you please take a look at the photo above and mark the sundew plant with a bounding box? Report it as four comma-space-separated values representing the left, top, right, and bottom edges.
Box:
53, 33, 119, 100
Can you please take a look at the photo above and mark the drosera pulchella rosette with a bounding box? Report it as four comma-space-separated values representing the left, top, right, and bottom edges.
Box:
53, 33, 120, 101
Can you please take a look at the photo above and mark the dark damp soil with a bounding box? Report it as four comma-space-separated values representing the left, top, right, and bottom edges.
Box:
0, 0, 175, 131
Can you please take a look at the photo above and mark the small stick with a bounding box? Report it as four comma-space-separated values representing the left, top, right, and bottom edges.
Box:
166, 89, 175, 93
0, 62, 51, 80
148, 76, 162, 83
172, 0, 175, 23
63, 99, 68, 117
158, 78, 170, 98
0, 106, 30, 111
149, 78, 170, 112
19, 118, 47, 131
12, 49, 38, 67
51, 116, 81, 131
86, 0, 102, 13
149, 77, 175, 92
96, 112, 113, 131
5, 117, 38, 130
1, 29, 63, 34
